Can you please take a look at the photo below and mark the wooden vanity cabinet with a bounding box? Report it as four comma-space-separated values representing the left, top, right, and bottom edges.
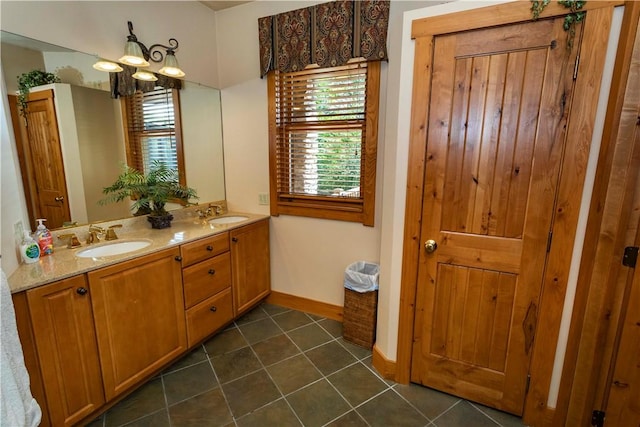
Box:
231, 219, 271, 316
87, 247, 186, 401
24, 274, 104, 426
180, 232, 234, 347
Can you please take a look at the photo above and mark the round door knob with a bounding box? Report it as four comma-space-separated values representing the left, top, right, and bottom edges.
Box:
208, 269, 216, 275
76, 287, 88, 295
55, 196, 65, 202
206, 245, 214, 251
210, 306, 217, 312
424, 240, 438, 254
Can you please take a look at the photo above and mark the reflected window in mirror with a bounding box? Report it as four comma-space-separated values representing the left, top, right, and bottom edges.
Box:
122, 88, 186, 185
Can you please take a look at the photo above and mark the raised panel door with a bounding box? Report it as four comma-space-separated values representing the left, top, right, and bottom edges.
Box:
88, 248, 186, 400
26, 275, 104, 426
230, 219, 271, 316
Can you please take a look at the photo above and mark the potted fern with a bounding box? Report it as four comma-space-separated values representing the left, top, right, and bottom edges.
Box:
100, 161, 198, 229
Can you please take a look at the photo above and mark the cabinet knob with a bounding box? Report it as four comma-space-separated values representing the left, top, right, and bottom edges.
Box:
210, 306, 217, 312
208, 269, 216, 275
206, 245, 214, 251
76, 287, 88, 295
232, 237, 238, 243
175, 255, 183, 262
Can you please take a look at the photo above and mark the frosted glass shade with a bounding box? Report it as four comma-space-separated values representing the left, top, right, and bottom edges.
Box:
158, 52, 185, 78
132, 68, 157, 81
119, 41, 150, 67
92, 60, 123, 72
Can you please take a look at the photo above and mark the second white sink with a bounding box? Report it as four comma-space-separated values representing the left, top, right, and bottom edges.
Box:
208, 215, 249, 225
76, 240, 152, 258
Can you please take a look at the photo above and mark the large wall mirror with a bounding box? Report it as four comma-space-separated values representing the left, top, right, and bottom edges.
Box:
1, 30, 225, 230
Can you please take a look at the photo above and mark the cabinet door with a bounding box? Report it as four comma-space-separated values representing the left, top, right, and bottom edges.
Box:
230, 219, 271, 316
26, 275, 104, 426
88, 248, 186, 400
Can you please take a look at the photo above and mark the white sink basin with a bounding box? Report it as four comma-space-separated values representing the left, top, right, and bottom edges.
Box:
208, 215, 249, 225
76, 240, 152, 258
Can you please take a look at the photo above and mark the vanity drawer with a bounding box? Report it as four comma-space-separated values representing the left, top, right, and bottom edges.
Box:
186, 288, 233, 347
180, 232, 229, 267
182, 252, 231, 309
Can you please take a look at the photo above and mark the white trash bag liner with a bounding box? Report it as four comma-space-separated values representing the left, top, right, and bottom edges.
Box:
344, 261, 379, 293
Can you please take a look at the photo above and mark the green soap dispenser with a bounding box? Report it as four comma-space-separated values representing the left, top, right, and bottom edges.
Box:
21, 231, 40, 264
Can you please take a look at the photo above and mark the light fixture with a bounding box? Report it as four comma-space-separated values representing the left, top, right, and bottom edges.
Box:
92, 59, 123, 72
131, 68, 158, 82
92, 21, 185, 80
158, 51, 185, 78
119, 21, 185, 79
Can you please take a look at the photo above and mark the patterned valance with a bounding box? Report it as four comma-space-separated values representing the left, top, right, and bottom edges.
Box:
109, 64, 182, 99
258, 0, 390, 77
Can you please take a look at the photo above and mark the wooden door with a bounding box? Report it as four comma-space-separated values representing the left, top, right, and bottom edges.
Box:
8, 90, 70, 229
26, 275, 104, 426
411, 17, 580, 415
230, 219, 271, 316
605, 239, 640, 426
88, 248, 187, 401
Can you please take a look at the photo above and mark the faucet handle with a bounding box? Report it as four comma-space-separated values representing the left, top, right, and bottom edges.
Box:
59, 233, 82, 249
105, 224, 122, 241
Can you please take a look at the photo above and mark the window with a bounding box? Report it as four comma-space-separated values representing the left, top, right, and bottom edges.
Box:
268, 60, 380, 226
122, 87, 186, 185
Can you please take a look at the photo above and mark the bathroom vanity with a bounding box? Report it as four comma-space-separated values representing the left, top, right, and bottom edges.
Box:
9, 213, 270, 426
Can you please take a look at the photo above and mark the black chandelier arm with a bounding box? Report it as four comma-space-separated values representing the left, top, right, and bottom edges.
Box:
124, 21, 180, 63
148, 39, 179, 63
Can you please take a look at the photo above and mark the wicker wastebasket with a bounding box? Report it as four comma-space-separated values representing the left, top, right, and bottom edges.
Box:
343, 261, 379, 349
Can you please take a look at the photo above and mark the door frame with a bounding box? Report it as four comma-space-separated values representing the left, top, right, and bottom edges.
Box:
396, 2, 622, 425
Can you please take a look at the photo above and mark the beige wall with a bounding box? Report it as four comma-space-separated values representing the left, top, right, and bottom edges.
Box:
214, 0, 443, 362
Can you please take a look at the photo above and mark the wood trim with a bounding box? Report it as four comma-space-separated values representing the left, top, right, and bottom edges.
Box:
411, 1, 623, 39
399, 2, 620, 425
554, 3, 640, 425
362, 60, 380, 226
266, 290, 343, 321
524, 6, 614, 425
395, 34, 432, 386
372, 343, 396, 381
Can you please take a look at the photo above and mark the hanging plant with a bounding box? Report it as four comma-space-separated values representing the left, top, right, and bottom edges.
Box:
17, 70, 60, 116
530, 0, 586, 49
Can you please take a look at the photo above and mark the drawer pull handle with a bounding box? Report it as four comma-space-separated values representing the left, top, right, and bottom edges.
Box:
206, 245, 214, 251
76, 287, 88, 295
210, 306, 217, 312
208, 269, 216, 275
175, 256, 183, 262
232, 237, 238, 243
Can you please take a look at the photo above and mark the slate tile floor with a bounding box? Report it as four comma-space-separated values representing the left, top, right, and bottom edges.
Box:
88, 303, 526, 427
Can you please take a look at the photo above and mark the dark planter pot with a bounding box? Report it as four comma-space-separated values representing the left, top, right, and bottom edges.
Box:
147, 213, 173, 229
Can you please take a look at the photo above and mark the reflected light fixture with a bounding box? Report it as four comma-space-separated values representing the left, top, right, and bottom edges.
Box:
92, 59, 123, 72
92, 21, 186, 80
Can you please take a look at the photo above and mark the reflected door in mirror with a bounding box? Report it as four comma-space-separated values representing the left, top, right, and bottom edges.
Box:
9, 90, 70, 229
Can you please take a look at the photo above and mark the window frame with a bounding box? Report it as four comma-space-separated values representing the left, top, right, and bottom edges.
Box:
120, 87, 187, 187
267, 60, 380, 226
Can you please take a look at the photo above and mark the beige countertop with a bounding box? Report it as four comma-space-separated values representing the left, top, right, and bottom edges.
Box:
9, 210, 269, 294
